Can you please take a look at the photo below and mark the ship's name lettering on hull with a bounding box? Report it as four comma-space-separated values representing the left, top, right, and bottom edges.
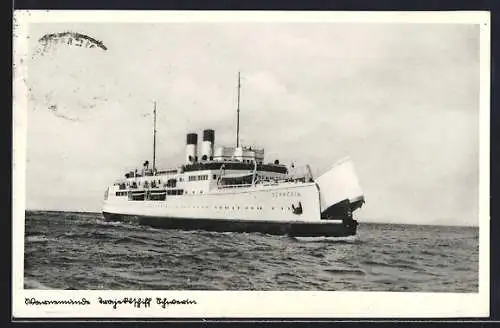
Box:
272, 192, 301, 197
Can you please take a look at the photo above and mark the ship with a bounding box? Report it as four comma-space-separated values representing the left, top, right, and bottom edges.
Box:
102, 73, 365, 237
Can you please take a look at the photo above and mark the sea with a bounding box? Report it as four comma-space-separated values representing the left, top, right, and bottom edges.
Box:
24, 211, 479, 292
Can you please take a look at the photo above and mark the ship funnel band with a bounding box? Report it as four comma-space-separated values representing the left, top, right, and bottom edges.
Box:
186, 133, 198, 145
203, 129, 215, 142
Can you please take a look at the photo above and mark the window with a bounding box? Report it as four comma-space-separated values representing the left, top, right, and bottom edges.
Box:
196, 175, 208, 181
213, 174, 217, 179
167, 189, 184, 196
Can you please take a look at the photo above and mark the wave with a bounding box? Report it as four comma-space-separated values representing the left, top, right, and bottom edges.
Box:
77, 219, 141, 230
324, 268, 366, 276
60, 230, 115, 240
95, 219, 129, 227
114, 236, 156, 246
25, 235, 50, 243
360, 259, 390, 266
420, 249, 451, 258
24, 278, 52, 290
293, 235, 359, 243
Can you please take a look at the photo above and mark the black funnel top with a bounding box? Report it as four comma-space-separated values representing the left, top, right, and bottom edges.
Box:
203, 129, 215, 142
186, 133, 198, 145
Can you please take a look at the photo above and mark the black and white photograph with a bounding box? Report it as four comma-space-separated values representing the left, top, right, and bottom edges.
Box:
13, 11, 490, 318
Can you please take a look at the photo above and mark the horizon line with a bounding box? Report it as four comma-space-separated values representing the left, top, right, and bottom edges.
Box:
23, 208, 479, 228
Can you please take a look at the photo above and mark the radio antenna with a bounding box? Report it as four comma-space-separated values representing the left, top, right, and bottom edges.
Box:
236, 71, 241, 148
152, 100, 157, 175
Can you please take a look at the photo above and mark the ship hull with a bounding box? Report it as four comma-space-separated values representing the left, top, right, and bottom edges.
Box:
102, 212, 358, 237
102, 158, 364, 237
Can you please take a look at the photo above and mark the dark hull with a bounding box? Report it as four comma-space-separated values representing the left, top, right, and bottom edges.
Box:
102, 212, 358, 237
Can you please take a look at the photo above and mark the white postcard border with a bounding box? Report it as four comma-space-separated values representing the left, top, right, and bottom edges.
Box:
12, 10, 491, 319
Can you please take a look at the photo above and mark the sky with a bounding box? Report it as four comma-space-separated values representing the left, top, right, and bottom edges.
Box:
21, 21, 481, 226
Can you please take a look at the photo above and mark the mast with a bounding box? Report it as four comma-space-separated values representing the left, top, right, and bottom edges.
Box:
152, 100, 157, 175
236, 71, 241, 148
